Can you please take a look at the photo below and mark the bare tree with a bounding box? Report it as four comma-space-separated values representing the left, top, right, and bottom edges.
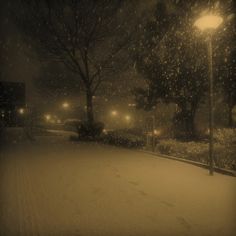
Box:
16, 0, 137, 124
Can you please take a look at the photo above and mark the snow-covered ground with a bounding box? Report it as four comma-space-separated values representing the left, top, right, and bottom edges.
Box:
0, 129, 235, 236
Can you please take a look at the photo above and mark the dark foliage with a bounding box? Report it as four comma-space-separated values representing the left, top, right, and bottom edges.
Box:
216, 9, 236, 127
133, 1, 211, 139
63, 119, 82, 132
103, 130, 144, 148
77, 121, 104, 139
132, 1, 235, 138
0, 120, 5, 144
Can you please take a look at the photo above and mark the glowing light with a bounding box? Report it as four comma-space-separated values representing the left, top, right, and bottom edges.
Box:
205, 128, 210, 134
194, 15, 223, 31
45, 114, 51, 121
18, 108, 25, 115
125, 115, 131, 121
111, 110, 118, 116
62, 102, 69, 109
128, 103, 136, 107
154, 129, 161, 136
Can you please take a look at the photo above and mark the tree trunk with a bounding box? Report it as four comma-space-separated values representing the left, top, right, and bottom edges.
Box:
228, 104, 233, 128
173, 104, 197, 140
86, 88, 94, 125
185, 111, 195, 139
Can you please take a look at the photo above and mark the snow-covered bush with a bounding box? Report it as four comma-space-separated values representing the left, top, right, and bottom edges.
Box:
214, 128, 236, 145
156, 137, 236, 171
156, 140, 209, 164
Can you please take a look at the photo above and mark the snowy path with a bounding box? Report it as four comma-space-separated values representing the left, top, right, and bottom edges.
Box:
0, 132, 235, 236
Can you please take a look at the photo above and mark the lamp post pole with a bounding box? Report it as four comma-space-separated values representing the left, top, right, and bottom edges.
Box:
207, 35, 214, 175
152, 115, 155, 152
194, 14, 223, 175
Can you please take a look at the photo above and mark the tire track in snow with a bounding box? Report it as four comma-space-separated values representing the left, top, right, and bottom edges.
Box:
27, 162, 62, 236
15, 156, 26, 235
1, 154, 20, 235
24, 156, 80, 236
16, 156, 41, 236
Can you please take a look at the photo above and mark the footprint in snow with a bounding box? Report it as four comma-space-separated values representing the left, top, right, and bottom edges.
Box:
176, 216, 191, 230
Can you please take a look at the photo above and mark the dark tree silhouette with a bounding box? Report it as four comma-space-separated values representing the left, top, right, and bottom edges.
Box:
219, 33, 236, 127
133, 1, 208, 139
16, 0, 136, 124
215, 0, 236, 127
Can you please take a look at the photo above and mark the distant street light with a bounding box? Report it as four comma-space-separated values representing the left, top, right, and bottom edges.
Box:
154, 129, 161, 136
111, 110, 118, 116
62, 102, 70, 109
125, 115, 131, 122
128, 103, 136, 107
45, 114, 51, 121
194, 14, 223, 175
145, 115, 155, 152
18, 108, 25, 115
151, 115, 155, 152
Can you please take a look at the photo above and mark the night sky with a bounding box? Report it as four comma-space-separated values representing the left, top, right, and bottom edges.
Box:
0, 1, 155, 109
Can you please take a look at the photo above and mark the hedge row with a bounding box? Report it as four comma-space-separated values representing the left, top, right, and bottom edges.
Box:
155, 130, 236, 171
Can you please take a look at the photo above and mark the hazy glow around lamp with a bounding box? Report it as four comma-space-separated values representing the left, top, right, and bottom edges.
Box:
62, 102, 69, 109
111, 110, 118, 116
18, 108, 25, 115
194, 15, 223, 31
125, 115, 131, 121
45, 114, 51, 121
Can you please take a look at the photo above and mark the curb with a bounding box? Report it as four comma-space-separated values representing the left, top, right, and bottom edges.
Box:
139, 150, 236, 177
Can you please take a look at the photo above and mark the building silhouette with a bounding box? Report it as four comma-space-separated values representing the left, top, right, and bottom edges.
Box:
0, 81, 26, 127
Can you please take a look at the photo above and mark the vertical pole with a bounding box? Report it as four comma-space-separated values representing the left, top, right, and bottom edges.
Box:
152, 115, 155, 152
145, 118, 149, 149
207, 35, 214, 175
145, 118, 149, 148
146, 133, 148, 148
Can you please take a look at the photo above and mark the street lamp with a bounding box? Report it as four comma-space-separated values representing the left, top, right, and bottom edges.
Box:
18, 108, 25, 115
62, 102, 70, 109
111, 110, 118, 116
194, 15, 223, 31
125, 115, 131, 122
194, 14, 223, 175
45, 114, 51, 122
151, 115, 155, 152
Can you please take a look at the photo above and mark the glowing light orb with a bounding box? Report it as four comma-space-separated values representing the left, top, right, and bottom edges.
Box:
18, 108, 25, 115
111, 110, 118, 116
62, 102, 69, 109
194, 15, 223, 31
